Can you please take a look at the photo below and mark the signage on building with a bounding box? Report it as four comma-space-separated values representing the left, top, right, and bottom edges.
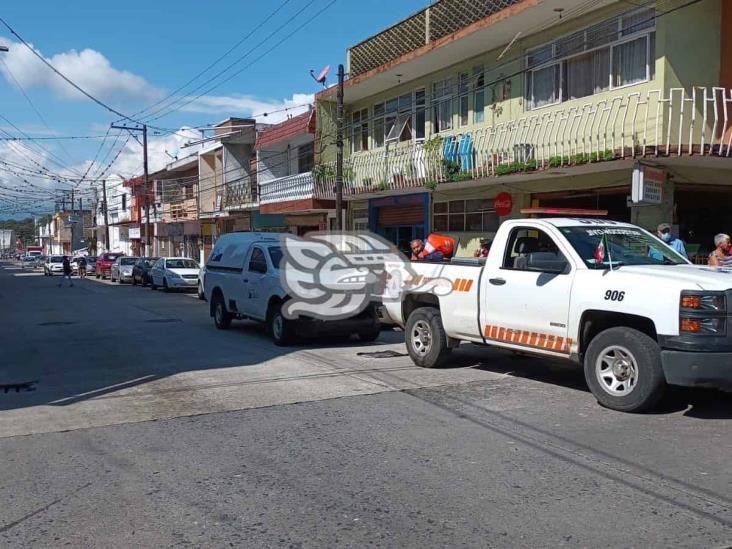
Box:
494, 192, 513, 216
168, 223, 184, 237
129, 226, 141, 239
631, 163, 665, 205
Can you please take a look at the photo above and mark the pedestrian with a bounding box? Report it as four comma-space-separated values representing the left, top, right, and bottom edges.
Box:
474, 238, 491, 258
655, 223, 688, 258
78, 256, 87, 279
410, 234, 454, 262
708, 233, 732, 267
58, 256, 73, 287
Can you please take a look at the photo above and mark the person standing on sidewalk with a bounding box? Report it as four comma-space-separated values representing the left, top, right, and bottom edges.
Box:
59, 256, 73, 287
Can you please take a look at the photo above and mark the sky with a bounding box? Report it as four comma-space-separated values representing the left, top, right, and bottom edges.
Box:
0, 0, 428, 218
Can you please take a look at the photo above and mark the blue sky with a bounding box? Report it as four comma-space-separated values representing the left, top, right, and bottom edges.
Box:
0, 0, 427, 217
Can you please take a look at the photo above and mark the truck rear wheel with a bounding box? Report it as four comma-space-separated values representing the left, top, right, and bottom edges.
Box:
213, 293, 232, 330
405, 307, 451, 368
268, 303, 294, 346
584, 327, 666, 413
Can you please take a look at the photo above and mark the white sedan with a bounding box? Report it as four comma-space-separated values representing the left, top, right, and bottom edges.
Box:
150, 257, 200, 292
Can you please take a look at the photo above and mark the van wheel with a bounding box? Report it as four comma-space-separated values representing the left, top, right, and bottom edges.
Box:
268, 303, 293, 346
584, 327, 666, 413
405, 307, 451, 368
213, 293, 232, 330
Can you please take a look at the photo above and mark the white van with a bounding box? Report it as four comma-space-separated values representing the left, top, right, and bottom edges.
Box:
204, 232, 380, 345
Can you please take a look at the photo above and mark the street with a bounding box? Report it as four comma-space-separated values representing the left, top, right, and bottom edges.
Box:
0, 262, 730, 547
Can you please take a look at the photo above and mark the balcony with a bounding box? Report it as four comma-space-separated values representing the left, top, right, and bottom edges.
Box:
259, 172, 318, 204
318, 87, 732, 197
223, 176, 257, 210
348, 0, 523, 77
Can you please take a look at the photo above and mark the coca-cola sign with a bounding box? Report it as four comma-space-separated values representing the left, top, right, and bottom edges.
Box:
494, 192, 513, 216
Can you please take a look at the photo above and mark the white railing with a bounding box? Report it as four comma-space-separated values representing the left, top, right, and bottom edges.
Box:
318, 87, 732, 197
259, 171, 318, 205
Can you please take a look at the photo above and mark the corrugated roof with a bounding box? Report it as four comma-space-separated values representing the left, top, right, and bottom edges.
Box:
256, 110, 315, 149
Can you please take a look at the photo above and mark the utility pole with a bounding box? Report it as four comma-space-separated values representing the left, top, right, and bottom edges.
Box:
335, 63, 344, 231
111, 123, 150, 254
102, 179, 110, 252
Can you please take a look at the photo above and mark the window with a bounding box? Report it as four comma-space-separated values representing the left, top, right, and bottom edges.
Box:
502, 227, 567, 272
415, 89, 426, 140
121, 193, 127, 211
298, 142, 314, 173
432, 78, 453, 133
525, 8, 656, 110
459, 72, 470, 127
184, 185, 194, 200
373, 92, 420, 147
351, 109, 369, 153
268, 246, 283, 269
432, 199, 499, 233
474, 66, 485, 124
248, 247, 267, 274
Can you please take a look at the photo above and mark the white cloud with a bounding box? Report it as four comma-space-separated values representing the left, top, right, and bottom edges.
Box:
181, 92, 314, 123
0, 38, 163, 103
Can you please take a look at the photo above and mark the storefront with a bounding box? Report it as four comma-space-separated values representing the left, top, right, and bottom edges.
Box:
529, 186, 631, 222
368, 193, 429, 254
284, 213, 328, 236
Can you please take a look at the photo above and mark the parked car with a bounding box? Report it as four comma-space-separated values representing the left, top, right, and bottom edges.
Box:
150, 257, 200, 292
84, 256, 97, 275
110, 256, 138, 283
44, 255, 64, 276
197, 263, 206, 300
131, 257, 159, 286
95, 252, 124, 279
203, 232, 380, 345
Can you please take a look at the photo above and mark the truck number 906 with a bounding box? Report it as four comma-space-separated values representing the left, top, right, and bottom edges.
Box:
604, 290, 625, 301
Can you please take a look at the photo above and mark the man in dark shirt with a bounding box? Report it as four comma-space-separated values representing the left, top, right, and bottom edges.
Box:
59, 256, 73, 287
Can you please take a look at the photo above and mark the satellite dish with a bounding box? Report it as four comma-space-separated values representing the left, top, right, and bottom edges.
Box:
309, 65, 331, 88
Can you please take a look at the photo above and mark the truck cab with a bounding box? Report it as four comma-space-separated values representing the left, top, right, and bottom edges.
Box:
385, 218, 732, 412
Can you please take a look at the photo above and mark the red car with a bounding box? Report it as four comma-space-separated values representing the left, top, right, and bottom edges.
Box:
95, 252, 124, 279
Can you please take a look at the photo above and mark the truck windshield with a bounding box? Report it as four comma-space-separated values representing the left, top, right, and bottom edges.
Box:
560, 226, 688, 268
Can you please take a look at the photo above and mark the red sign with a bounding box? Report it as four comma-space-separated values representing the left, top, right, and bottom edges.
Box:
494, 192, 513, 216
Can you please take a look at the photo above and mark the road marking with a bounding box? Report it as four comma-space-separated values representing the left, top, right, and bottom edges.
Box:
13, 273, 44, 277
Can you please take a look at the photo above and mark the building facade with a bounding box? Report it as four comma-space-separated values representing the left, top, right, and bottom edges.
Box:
315, 0, 732, 259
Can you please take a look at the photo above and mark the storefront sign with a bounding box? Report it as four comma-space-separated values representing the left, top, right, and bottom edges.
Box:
168, 223, 184, 237
631, 163, 665, 205
494, 192, 513, 216
129, 226, 141, 239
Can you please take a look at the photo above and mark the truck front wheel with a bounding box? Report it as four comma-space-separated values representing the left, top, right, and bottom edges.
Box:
405, 307, 451, 368
584, 327, 666, 413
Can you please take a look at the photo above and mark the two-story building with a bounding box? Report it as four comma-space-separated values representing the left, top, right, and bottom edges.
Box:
315, 0, 732, 259
256, 108, 334, 235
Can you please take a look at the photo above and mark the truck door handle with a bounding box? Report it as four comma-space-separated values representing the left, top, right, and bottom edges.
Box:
489, 277, 506, 286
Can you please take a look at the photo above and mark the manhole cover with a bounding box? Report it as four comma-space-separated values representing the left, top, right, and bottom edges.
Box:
1, 380, 38, 393
145, 318, 182, 323
37, 321, 75, 326
356, 350, 408, 359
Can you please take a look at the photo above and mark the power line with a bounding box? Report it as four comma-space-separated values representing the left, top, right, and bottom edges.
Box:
142, 0, 336, 123
125, 0, 296, 122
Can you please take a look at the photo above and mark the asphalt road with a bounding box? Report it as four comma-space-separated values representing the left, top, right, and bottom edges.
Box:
0, 261, 731, 547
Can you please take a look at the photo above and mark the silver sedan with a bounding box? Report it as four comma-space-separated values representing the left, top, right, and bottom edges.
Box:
110, 256, 138, 284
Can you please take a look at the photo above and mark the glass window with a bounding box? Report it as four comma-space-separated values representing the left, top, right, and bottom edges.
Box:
621, 8, 654, 36
248, 247, 267, 273
560, 226, 686, 268
527, 64, 561, 109
268, 247, 282, 269
351, 109, 369, 153
433, 202, 447, 214
298, 142, 315, 173
432, 78, 453, 133
459, 72, 470, 127
473, 66, 485, 124
502, 228, 565, 271
612, 36, 648, 87
565, 48, 610, 100
415, 89, 426, 140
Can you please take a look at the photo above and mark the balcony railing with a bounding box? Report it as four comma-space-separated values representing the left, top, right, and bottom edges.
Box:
348, 0, 522, 77
259, 172, 321, 205
224, 176, 257, 210
317, 87, 732, 197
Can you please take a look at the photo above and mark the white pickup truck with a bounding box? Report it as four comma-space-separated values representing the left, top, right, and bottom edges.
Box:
383, 217, 732, 412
